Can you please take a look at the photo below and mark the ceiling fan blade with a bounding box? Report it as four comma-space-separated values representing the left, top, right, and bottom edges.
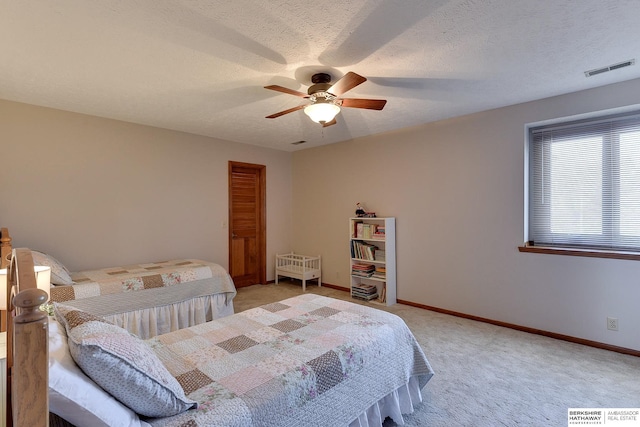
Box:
264, 85, 309, 97
341, 98, 387, 110
328, 72, 366, 97
265, 104, 305, 119
322, 118, 337, 127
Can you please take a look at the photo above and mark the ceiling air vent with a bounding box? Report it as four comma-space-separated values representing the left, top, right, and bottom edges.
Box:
585, 59, 635, 77
291, 140, 306, 145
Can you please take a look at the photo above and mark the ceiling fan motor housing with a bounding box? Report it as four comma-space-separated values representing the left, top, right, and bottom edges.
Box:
308, 73, 333, 95
308, 82, 332, 95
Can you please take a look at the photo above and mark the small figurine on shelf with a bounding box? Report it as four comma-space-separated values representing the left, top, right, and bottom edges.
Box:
355, 203, 376, 218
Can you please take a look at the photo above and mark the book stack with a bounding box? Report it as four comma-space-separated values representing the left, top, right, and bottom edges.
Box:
372, 266, 386, 280
374, 250, 386, 262
351, 263, 375, 277
373, 225, 386, 239
352, 283, 378, 301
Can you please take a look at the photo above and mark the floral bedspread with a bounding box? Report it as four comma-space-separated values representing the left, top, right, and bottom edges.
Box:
145, 294, 434, 427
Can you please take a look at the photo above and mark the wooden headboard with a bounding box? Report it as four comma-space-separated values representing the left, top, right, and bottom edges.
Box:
5, 248, 49, 427
0, 228, 11, 269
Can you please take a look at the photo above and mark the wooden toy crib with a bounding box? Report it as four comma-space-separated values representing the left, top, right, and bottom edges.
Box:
275, 253, 321, 291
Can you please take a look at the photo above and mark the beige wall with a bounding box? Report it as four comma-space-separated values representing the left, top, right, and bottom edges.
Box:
3, 77, 639, 351
0, 99, 293, 276
292, 78, 640, 351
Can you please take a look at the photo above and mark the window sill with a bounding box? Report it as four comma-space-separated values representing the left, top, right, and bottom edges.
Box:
518, 244, 640, 261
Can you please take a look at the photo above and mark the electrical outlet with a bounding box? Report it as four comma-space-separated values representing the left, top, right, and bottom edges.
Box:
607, 317, 619, 331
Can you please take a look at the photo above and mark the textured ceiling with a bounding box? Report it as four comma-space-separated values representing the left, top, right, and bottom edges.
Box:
2, 1, 640, 152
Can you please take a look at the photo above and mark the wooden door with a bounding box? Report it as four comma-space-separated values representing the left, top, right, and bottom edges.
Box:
228, 161, 266, 288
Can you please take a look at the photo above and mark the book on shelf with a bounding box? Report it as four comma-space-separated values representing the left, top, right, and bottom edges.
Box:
365, 224, 379, 239
351, 263, 375, 277
378, 284, 386, 303
352, 272, 373, 278
352, 283, 376, 291
351, 240, 379, 261
354, 222, 381, 239
373, 225, 386, 239
351, 263, 375, 270
352, 294, 378, 301
353, 292, 379, 301
352, 283, 378, 301
372, 266, 386, 279
352, 287, 377, 295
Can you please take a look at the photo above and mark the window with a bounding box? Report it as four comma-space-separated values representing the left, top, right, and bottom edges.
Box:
527, 111, 640, 254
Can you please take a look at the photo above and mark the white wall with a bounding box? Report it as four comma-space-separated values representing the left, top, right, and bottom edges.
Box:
0, 99, 293, 277
292, 78, 640, 351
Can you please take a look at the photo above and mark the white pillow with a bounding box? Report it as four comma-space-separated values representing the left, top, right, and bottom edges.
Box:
54, 304, 197, 418
48, 319, 142, 427
32, 250, 73, 286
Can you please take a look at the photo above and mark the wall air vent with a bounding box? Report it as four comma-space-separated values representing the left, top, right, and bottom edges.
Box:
585, 59, 635, 77
291, 140, 306, 145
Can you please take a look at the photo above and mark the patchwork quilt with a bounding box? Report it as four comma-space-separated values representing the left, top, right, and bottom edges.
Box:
51, 259, 231, 302
145, 294, 434, 427
50, 259, 236, 316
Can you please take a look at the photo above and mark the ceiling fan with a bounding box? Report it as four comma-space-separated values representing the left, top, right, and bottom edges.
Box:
264, 72, 387, 127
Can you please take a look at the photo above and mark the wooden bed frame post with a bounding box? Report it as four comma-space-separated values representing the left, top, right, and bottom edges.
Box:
1, 228, 12, 333
6, 248, 49, 427
0, 228, 11, 269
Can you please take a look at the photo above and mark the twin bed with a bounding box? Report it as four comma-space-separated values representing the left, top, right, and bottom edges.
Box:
1, 228, 237, 339
3, 229, 434, 426
47, 258, 236, 339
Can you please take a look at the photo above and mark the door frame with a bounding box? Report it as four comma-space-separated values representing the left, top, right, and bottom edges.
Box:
228, 161, 267, 286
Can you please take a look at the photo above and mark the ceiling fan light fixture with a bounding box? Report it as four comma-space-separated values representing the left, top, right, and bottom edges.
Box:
304, 102, 341, 124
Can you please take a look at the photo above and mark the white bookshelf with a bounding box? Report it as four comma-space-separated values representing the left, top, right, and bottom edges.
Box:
349, 217, 396, 306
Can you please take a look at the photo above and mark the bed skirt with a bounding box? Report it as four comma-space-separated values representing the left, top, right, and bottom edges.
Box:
136, 375, 424, 427
348, 376, 424, 427
102, 293, 234, 339
51, 376, 424, 427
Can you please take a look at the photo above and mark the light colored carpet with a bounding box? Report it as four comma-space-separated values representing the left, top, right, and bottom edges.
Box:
234, 281, 640, 427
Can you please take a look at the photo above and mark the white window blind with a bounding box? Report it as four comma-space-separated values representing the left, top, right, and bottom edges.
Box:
528, 111, 640, 251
